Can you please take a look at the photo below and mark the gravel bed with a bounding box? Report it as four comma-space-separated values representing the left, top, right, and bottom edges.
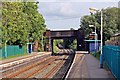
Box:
52, 50, 75, 79
3, 54, 50, 78
15, 58, 54, 78
2, 50, 73, 79
30, 55, 67, 78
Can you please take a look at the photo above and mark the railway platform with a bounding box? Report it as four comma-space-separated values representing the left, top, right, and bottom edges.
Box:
67, 52, 114, 79
1, 52, 51, 64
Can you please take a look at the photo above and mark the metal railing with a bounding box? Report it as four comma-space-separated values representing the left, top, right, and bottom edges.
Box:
103, 46, 120, 79
0, 45, 27, 58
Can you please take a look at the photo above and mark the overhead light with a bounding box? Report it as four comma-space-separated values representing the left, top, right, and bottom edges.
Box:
89, 25, 94, 27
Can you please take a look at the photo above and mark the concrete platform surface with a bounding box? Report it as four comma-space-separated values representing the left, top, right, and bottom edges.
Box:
67, 53, 114, 79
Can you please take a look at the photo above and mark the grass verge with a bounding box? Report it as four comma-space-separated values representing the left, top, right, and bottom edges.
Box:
0, 53, 28, 60
91, 51, 100, 60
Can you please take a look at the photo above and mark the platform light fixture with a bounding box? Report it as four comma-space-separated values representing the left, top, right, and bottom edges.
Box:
89, 8, 103, 68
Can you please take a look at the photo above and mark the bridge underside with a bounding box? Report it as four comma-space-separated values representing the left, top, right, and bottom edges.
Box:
44, 28, 88, 53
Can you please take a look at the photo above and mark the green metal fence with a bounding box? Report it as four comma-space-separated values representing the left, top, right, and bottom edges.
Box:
103, 46, 120, 80
0, 45, 27, 58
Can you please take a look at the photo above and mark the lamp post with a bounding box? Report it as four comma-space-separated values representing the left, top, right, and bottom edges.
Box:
89, 8, 103, 68
100, 9, 103, 68
89, 25, 98, 57
4, 28, 10, 58
42, 34, 43, 51
4, 40, 7, 58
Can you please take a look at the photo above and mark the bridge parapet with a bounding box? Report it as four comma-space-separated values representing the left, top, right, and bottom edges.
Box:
45, 30, 76, 38
50, 31, 75, 38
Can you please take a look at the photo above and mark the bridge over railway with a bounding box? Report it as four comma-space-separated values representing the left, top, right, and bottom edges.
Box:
44, 28, 88, 53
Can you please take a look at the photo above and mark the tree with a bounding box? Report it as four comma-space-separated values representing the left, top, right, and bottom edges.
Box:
2, 2, 46, 51
69, 39, 77, 50
80, 15, 94, 36
22, 2, 46, 50
80, 7, 120, 42
2, 2, 28, 45
63, 38, 76, 49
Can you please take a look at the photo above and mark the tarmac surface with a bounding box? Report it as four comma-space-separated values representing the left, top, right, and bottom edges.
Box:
67, 53, 114, 79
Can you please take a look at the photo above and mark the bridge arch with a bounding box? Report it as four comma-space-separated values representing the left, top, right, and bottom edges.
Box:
44, 28, 87, 53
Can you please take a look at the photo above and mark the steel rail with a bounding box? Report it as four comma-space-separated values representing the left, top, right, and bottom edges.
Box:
6, 56, 53, 78
44, 56, 67, 78
1, 54, 50, 73
25, 57, 60, 78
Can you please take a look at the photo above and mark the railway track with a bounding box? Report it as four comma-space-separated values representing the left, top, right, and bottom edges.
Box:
4, 56, 66, 78
6, 56, 58, 78
1, 54, 50, 73
2, 49, 74, 79
2, 55, 51, 78
1, 52, 49, 64
43, 56, 67, 78
52, 49, 75, 79
1, 53, 51, 78
0, 52, 51, 69
1, 53, 38, 65
24, 56, 62, 78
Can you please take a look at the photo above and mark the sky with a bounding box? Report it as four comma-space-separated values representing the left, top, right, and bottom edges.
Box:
38, 0, 119, 30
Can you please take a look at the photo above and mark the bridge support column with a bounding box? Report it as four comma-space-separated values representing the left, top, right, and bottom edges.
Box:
51, 39, 54, 55
76, 29, 85, 51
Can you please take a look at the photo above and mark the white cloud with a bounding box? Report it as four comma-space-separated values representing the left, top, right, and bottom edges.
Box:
38, 0, 119, 2
59, 3, 77, 16
38, 2, 79, 18
38, 2, 118, 30
38, 2, 118, 19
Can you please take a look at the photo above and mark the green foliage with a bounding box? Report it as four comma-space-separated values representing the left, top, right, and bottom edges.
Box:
91, 51, 100, 60
2, 2, 46, 50
64, 38, 77, 50
69, 39, 77, 50
53, 39, 63, 53
64, 38, 72, 48
80, 7, 120, 41
80, 15, 94, 36
53, 39, 77, 52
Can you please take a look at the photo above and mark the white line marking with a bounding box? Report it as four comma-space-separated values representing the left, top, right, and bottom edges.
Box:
65, 53, 77, 79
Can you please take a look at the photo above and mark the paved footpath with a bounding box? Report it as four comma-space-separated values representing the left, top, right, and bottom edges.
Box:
67, 53, 114, 79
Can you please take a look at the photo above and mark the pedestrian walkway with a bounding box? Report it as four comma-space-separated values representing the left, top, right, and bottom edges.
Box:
67, 53, 114, 79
